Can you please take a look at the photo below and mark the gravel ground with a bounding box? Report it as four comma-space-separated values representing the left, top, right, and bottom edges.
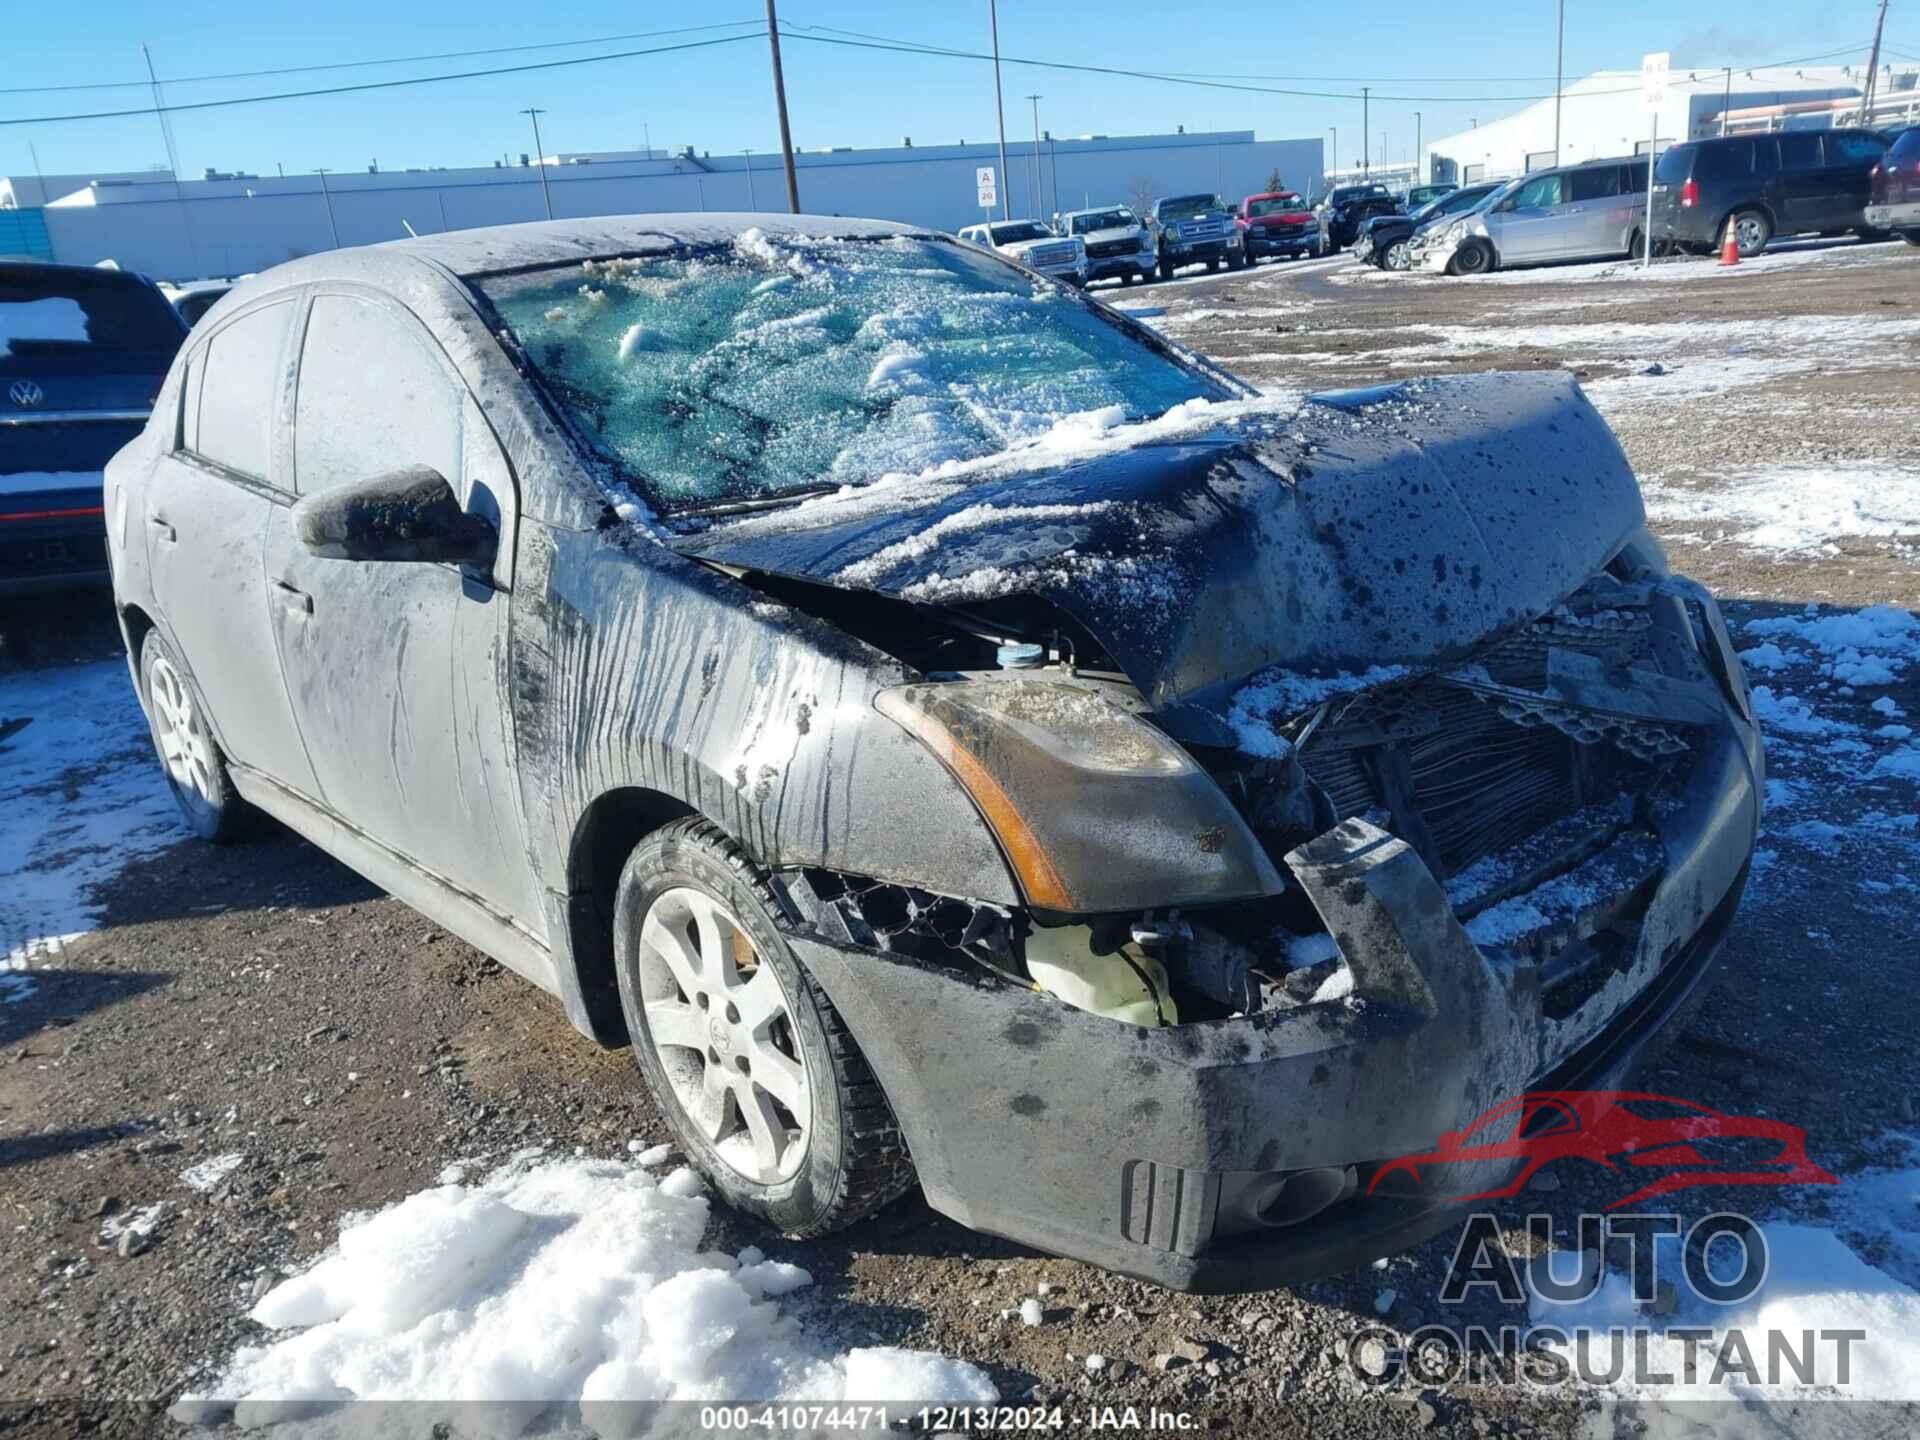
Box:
2, 238, 1917, 1439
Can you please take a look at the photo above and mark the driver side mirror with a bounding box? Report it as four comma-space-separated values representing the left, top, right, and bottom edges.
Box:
292, 465, 496, 570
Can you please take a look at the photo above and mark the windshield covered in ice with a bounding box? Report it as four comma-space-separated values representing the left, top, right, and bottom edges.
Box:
1067, 209, 1136, 234
477, 232, 1219, 514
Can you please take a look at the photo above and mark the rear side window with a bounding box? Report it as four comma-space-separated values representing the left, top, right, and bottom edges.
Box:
1695, 141, 1754, 181
191, 300, 295, 482
1827, 132, 1887, 167
1509, 173, 1565, 208
294, 294, 461, 497
1618, 160, 1649, 194
1777, 134, 1822, 172
1888, 129, 1920, 163
1654, 145, 1695, 185
1569, 167, 1621, 202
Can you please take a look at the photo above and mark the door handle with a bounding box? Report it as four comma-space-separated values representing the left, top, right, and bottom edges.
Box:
148, 514, 176, 544
272, 579, 313, 616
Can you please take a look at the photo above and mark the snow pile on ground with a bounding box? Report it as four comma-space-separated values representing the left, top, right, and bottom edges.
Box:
171, 1151, 995, 1435
1641, 468, 1920, 555
1, 660, 181, 966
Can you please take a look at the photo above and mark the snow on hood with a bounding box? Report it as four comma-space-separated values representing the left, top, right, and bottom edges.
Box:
673, 371, 1647, 725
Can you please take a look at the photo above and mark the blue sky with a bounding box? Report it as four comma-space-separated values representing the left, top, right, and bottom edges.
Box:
5, 2, 1910, 182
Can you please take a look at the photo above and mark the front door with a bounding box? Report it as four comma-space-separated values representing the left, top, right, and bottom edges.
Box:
1489, 172, 1570, 262
266, 288, 540, 937
145, 296, 318, 794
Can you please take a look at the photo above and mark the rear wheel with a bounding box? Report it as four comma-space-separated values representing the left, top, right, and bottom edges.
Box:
1730, 208, 1771, 256
1156, 250, 1175, 281
1904, 230, 1920, 248
614, 818, 916, 1235
1855, 225, 1892, 242
139, 629, 251, 842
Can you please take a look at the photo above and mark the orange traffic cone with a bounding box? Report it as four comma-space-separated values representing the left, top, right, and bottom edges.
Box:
1719, 215, 1740, 267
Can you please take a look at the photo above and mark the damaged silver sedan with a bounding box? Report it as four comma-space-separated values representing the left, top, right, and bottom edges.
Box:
105, 216, 1762, 1291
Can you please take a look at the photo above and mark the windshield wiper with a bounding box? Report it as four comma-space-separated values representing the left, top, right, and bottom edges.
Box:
669, 486, 840, 519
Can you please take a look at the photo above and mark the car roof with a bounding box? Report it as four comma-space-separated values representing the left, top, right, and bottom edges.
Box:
372, 212, 927, 280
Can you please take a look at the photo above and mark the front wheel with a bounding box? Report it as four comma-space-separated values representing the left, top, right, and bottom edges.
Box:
614, 818, 916, 1236
139, 629, 252, 842
1156, 251, 1175, 281
1855, 225, 1892, 243
1904, 230, 1920, 248
1447, 238, 1495, 276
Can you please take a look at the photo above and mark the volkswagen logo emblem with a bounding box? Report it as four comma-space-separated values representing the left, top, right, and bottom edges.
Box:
7, 379, 44, 408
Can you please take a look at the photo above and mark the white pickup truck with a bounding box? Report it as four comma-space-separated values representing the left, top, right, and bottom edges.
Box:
956, 220, 1089, 286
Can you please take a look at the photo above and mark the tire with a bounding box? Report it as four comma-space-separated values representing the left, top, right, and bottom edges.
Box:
1382, 238, 1411, 271
138, 628, 251, 842
1855, 226, 1892, 242
1628, 229, 1647, 260
613, 818, 916, 1236
1156, 251, 1175, 281
1904, 230, 1920, 248
1447, 238, 1494, 276
1729, 208, 1771, 257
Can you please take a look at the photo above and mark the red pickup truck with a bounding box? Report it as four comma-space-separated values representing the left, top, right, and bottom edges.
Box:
1234, 192, 1323, 261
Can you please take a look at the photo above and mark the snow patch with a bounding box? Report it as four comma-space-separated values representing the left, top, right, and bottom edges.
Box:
180, 1153, 246, 1193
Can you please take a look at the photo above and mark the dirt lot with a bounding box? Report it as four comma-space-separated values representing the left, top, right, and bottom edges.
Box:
4, 238, 1918, 1438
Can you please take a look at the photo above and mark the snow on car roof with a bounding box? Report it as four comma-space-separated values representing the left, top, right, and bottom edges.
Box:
375, 213, 928, 278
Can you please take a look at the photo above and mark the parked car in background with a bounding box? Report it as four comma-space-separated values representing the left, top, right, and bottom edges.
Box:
956, 220, 1088, 285
1402, 183, 1456, 209
1057, 205, 1154, 285
1234, 192, 1321, 262
166, 281, 235, 328
1419, 157, 1648, 275
1316, 184, 1401, 249
107, 214, 1764, 1291
1355, 181, 1504, 270
1863, 125, 1920, 247
2, 261, 187, 596
1145, 193, 1243, 278
1650, 128, 1891, 257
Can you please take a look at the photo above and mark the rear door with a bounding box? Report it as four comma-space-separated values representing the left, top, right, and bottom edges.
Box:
144, 295, 319, 793
267, 286, 538, 933
1565, 164, 1624, 257
1772, 134, 1824, 232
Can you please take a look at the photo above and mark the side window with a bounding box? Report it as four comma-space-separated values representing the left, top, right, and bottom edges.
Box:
1777, 134, 1822, 172
1619, 160, 1649, 194
293, 294, 461, 497
176, 350, 201, 452
1569, 167, 1620, 202
190, 300, 294, 481
1696, 142, 1753, 181
1512, 174, 1564, 208
1827, 132, 1886, 168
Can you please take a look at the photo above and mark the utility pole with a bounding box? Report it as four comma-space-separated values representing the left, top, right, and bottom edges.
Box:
1861, 0, 1890, 124
521, 109, 553, 220
315, 168, 341, 249
1328, 126, 1337, 181
1026, 95, 1044, 220
988, 0, 1012, 220
764, 0, 801, 212
1361, 88, 1370, 176
743, 148, 758, 210
1415, 111, 1422, 181
1553, 0, 1565, 164
1720, 67, 1733, 135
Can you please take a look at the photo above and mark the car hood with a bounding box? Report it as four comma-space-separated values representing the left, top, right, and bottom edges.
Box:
1079, 225, 1144, 243
668, 371, 1645, 738
1244, 211, 1312, 225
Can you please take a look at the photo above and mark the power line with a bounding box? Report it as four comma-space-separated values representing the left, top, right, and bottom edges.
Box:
0, 32, 764, 127
0, 21, 765, 97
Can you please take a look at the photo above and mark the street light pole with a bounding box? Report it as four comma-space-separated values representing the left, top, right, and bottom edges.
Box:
988, 0, 1012, 221
743, 148, 758, 210
315, 168, 341, 249
1415, 111, 1422, 181
1026, 94, 1044, 220
1720, 67, 1733, 135
764, 0, 801, 212
1328, 125, 1337, 182
1361, 87, 1369, 177
1553, 0, 1565, 164
521, 108, 553, 220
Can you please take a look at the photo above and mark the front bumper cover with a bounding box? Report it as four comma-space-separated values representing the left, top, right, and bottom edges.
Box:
793, 692, 1761, 1291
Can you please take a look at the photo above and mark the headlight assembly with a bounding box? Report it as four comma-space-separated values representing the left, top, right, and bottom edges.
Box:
876, 679, 1282, 914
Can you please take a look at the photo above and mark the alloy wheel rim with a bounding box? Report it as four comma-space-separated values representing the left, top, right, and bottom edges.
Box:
1385, 241, 1410, 271
148, 654, 217, 816
636, 886, 810, 1183
1736, 216, 1764, 250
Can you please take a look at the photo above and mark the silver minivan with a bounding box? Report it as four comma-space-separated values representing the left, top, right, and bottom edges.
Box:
1420, 157, 1650, 275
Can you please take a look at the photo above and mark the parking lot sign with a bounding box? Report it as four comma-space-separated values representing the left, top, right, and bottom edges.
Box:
1641, 51, 1669, 110
976, 166, 997, 209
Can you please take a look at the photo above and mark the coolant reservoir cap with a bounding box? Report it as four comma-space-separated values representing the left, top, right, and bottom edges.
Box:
997, 642, 1047, 670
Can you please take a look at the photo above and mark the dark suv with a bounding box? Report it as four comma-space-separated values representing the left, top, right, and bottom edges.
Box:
1316, 184, 1401, 249
1865, 126, 1920, 246
3, 262, 187, 596
1651, 128, 1891, 256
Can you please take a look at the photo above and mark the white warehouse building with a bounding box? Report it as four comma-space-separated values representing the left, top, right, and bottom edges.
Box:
1425, 64, 1904, 184
10, 129, 1322, 283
